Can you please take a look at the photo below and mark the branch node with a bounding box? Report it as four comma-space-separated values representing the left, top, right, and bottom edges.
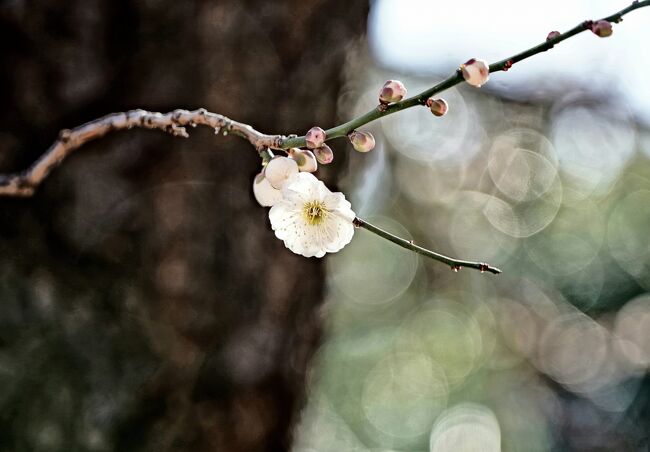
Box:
58, 129, 72, 142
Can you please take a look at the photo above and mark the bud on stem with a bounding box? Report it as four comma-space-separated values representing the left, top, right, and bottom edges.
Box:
426, 98, 448, 117
460, 58, 490, 87
348, 130, 375, 153
288, 148, 318, 173
314, 144, 334, 165
305, 126, 326, 149
379, 80, 407, 104
591, 20, 613, 37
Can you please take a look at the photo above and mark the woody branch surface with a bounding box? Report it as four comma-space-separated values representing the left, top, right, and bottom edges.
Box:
0, 108, 283, 197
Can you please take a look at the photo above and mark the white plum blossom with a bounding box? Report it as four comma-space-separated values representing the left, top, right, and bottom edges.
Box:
253, 172, 282, 207
269, 172, 355, 258
265, 156, 299, 189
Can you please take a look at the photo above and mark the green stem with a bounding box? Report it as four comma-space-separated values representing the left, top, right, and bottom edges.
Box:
281, 0, 650, 149
354, 217, 501, 274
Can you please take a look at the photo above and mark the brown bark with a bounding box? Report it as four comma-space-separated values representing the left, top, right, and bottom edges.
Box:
0, 1, 368, 451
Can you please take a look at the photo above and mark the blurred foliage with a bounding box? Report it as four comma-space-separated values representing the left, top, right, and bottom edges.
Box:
294, 50, 650, 451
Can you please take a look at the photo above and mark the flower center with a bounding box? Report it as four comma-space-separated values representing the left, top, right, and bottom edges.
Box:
302, 200, 328, 226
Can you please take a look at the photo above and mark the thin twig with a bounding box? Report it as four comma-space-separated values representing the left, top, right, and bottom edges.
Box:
0, 108, 283, 197
280, 0, 650, 149
354, 217, 501, 274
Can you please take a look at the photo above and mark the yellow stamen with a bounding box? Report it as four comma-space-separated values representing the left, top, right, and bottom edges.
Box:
303, 200, 328, 226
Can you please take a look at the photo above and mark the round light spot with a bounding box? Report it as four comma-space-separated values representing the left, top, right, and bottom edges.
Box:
362, 353, 448, 443
430, 403, 501, 452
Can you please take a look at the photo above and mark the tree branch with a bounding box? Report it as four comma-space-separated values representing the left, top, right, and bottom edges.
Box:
280, 0, 650, 149
354, 217, 501, 274
1, 2, 647, 274
0, 108, 283, 197
2, 2, 648, 197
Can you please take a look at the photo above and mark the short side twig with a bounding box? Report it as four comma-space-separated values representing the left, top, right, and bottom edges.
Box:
280, 0, 650, 149
354, 217, 501, 274
0, 108, 283, 197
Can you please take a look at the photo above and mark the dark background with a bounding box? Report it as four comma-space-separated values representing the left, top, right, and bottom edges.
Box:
0, 1, 368, 450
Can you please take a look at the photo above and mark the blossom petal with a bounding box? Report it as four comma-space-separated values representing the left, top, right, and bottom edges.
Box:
268, 173, 355, 258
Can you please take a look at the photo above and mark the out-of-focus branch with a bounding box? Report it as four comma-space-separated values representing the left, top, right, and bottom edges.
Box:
0, 108, 283, 197
353, 217, 501, 274
280, 0, 650, 149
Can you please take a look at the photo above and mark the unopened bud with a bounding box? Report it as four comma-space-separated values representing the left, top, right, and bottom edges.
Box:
426, 98, 448, 117
348, 130, 375, 153
253, 172, 282, 207
591, 20, 612, 37
265, 156, 298, 189
460, 58, 490, 87
305, 126, 326, 149
289, 148, 318, 173
546, 31, 561, 40
379, 80, 407, 104
314, 144, 334, 164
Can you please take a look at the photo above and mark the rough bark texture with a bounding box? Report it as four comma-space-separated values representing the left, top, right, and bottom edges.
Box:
0, 1, 368, 451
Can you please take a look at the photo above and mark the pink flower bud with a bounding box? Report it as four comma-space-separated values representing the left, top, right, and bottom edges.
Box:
305, 126, 326, 149
288, 148, 318, 173
546, 31, 561, 40
348, 131, 375, 153
265, 156, 298, 189
591, 20, 612, 37
426, 98, 448, 117
314, 144, 334, 165
253, 172, 282, 207
460, 58, 490, 87
379, 80, 407, 104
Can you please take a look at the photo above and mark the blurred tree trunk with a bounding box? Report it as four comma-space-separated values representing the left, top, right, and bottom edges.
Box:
0, 1, 367, 451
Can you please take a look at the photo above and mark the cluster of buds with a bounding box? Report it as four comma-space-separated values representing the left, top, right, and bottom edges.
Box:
305, 126, 334, 164
591, 20, 613, 37
460, 58, 490, 87
254, 131, 334, 206
426, 98, 448, 117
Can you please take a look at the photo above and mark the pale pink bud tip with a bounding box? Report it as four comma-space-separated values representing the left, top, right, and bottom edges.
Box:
349, 131, 375, 153
289, 148, 318, 173
591, 20, 613, 38
379, 80, 407, 104
546, 31, 561, 41
265, 156, 299, 189
460, 58, 490, 87
314, 144, 334, 165
305, 126, 326, 149
426, 98, 448, 117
